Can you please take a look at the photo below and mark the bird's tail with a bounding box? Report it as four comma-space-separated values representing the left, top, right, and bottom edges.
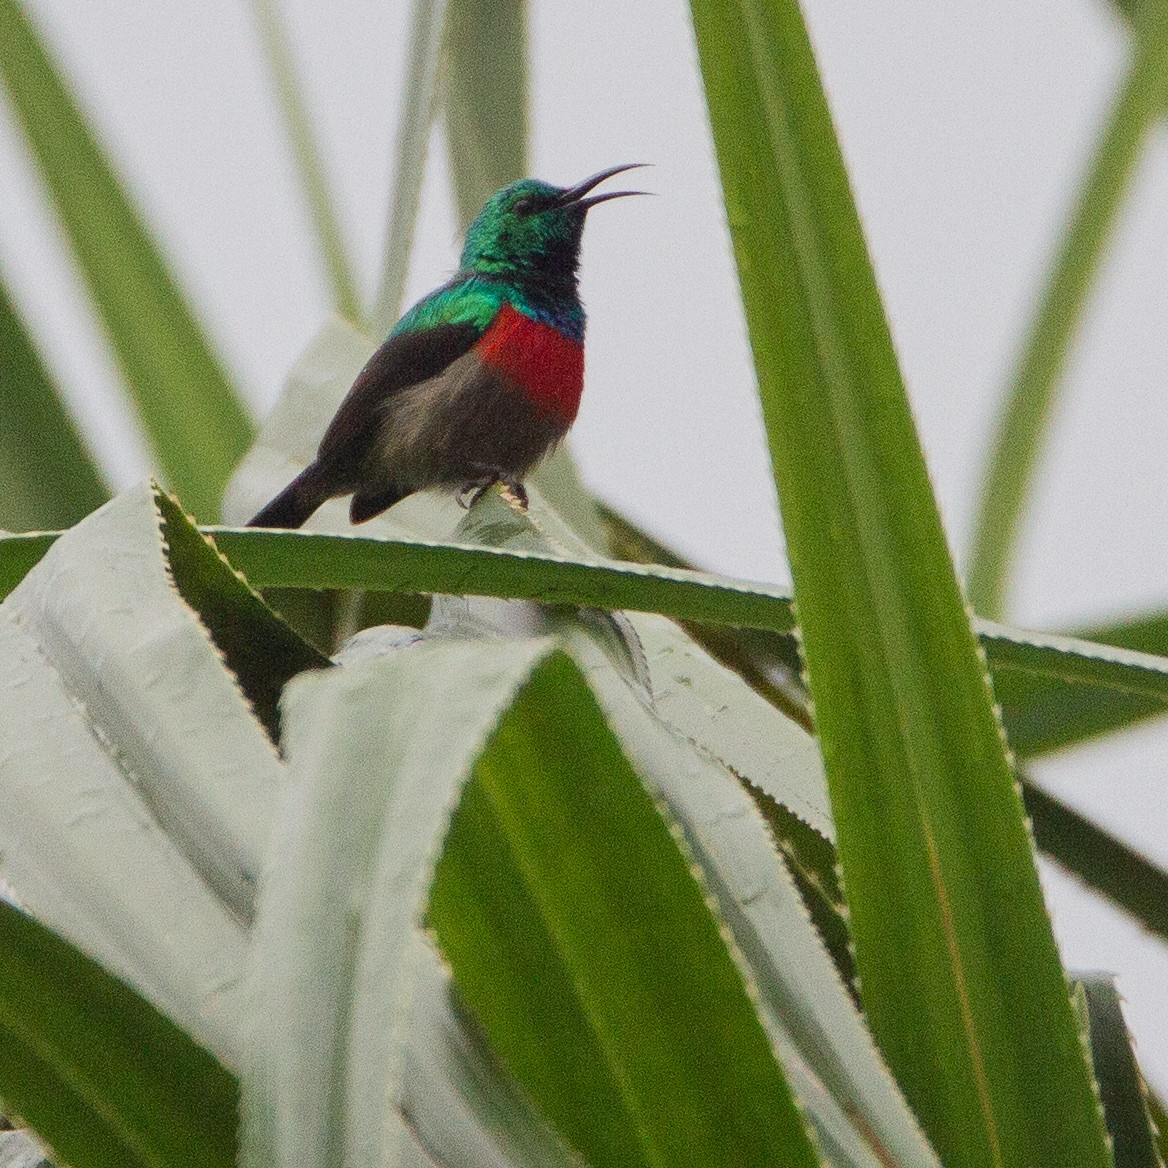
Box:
247, 464, 331, 529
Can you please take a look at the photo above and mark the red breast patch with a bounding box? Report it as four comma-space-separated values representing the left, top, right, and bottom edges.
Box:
475, 303, 585, 423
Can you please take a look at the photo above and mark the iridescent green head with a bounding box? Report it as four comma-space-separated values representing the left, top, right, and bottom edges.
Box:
459, 165, 647, 288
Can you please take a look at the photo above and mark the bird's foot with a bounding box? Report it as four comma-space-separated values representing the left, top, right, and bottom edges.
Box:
457, 476, 496, 509
498, 479, 529, 511
457, 467, 528, 511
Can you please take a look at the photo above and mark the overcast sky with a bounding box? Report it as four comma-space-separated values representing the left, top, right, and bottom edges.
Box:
4, 0, 1168, 1094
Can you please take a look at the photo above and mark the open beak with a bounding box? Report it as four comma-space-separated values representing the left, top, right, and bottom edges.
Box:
554, 163, 651, 211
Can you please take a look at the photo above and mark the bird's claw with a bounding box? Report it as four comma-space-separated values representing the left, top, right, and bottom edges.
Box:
457, 479, 494, 509
499, 480, 529, 511
457, 471, 528, 511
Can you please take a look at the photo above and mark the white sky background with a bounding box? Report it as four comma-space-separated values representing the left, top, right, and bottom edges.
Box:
3, 0, 1168, 1096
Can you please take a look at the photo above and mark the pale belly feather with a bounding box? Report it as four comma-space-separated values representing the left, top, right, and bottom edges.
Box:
367, 349, 570, 493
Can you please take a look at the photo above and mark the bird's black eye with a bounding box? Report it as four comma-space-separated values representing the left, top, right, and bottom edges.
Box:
513, 196, 537, 217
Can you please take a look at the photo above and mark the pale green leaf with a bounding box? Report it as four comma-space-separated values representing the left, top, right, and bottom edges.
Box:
0, 485, 281, 1065
243, 635, 555, 1168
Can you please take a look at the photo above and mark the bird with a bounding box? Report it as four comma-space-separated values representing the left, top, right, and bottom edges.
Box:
247, 164, 647, 529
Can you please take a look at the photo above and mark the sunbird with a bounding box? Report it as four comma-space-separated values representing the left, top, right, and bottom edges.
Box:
248, 164, 647, 528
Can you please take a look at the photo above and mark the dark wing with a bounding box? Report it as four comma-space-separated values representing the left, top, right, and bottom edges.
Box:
316, 320, 483, 471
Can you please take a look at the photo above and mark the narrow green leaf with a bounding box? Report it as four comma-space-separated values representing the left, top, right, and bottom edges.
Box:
1078, 610, 1168, 657
1078, 974, 1164, 1168
0, 899, 237, 1168
0, 0, 253, 520
0, 276, 107, 531
210, 527, 1168, 733
983, 619, 1168, 757
210, 525, 800, 633
370, 0, 449, 336
1146, 1091, 1168, 1163
247, 0, 361, 321
15, 520, 1168, 756
443, 0, 527, 227
967, 1, 1168, 617
1023, 778, 1168, 943
432, 651, 821, 1168
688, 1, 1111, 1164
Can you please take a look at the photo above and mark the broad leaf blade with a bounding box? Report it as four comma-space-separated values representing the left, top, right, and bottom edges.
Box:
431, 650, 821, 1168
0, 898, 237, 1168
0, 277, 107, 531
688, 1, 1111, 1164
0, 0, 253, 520
212, 525, 801, 630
